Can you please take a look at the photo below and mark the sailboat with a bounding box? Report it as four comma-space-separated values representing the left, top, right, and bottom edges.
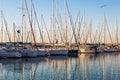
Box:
47, 0, 69, 56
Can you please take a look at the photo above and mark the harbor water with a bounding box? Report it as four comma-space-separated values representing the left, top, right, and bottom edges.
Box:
0, 53, 120, 80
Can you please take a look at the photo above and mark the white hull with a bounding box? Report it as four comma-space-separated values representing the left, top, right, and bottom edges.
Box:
79, 48, 96, 54
80, 48, 117, 53
102, 48, 117, 53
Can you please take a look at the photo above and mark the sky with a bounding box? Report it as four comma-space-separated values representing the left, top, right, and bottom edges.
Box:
0, 0, 120, 42
0, 0, 120, 26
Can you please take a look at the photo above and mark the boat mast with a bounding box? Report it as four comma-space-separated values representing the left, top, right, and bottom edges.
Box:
52, 0, 55, 46
106, 20, 113, 44
13, 23, 15, 43
116, 17, 118, 45
104, 16, 113, 44
1, 11, 11, 42
64, 0, 67, 44
84, 20, 92, 47
41, 15, 51, 43
89, 20, 93, 43
25, 0, 36, 45
22, 0, 26, 43
1, 11, 3, 43
104, 15, 106, 44
32, 3, 44, 44
30, 0, 33, 43
77, 11, 81, 44
56, 6, 64, 43
13, 23, 19, 42
66, 2, 79, 49
41, 15, 44, 43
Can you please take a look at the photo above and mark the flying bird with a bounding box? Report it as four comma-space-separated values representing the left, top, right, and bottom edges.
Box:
100, 4, 107, 8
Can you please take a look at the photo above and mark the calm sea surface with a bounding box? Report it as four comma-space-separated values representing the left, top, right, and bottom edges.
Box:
0, 53, 120, 80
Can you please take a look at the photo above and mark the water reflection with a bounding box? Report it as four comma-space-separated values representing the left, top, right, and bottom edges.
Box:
0, 53, 120, 80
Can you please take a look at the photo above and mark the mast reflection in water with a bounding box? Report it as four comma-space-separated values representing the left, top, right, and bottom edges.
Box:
0, 53, 120, 80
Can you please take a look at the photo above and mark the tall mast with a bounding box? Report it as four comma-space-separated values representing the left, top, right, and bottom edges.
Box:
104, 15, 106, 44
116, 17, 118, 44
64, 0, 67, 44
30, 0, 33, 43
77, 11, 81, 44
41, 15, 51, 43
22, 0, 26, 43
22, 0, 23, 42
32, 2, 44, 44
25, 0, 36, 45
41, 15, 43, 43
13, 23, 19, 42
1, 11, 3, 43
1, 11, 11, 42
52, 0, 55, 44
13, 23, 16, 43
66, 3, 79, 48
50, 17, 52, 43
89, 19, 92, 43
30, 0, 33, 42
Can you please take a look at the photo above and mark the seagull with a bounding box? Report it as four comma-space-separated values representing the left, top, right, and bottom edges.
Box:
100, 4, 107, 8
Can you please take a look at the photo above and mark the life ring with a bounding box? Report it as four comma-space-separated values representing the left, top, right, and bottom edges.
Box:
16, 52, 22, 57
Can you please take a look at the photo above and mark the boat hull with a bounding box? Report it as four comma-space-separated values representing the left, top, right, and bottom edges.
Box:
49, 49, 68, 56
0, 50, 22, 58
